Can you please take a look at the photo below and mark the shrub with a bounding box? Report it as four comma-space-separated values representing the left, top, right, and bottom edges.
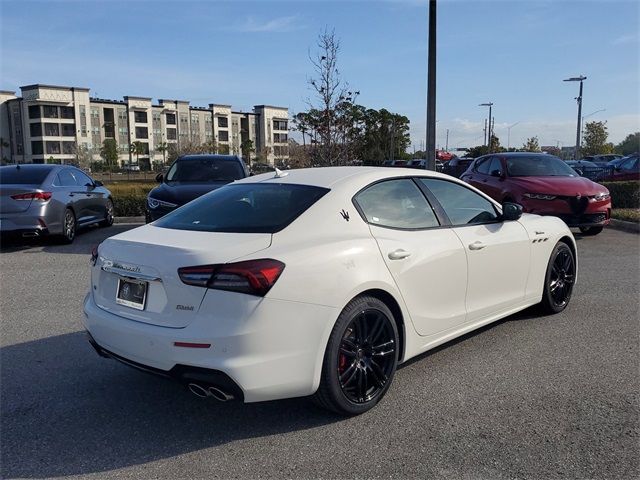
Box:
601, 181, 640, 209
113, 194, 147, 217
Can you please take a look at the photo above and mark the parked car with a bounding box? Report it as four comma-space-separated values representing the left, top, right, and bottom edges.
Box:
582, 154, 623, 166
407, 159, 444, 171
607, 153, 639, 181
565, 160, 607, 181
461, 152, 611, 235
436, 150, 454, 161
0, 164, 113, 243
442, 157, 474, 177
85, 166, 577, 415
146, 154, 249, 222
381, 160, 408, 167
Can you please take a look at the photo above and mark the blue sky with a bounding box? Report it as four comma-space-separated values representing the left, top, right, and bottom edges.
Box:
1, 0, 638, 150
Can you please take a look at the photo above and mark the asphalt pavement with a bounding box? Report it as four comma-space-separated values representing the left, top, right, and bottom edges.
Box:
1, 225, 638, 479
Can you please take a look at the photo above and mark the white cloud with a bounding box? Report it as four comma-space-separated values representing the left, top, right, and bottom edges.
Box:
612, 33, 640, 45
232, 15, 304, 33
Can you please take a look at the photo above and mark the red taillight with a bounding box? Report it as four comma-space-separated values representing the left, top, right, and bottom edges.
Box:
11, 191, 52, 201
178, 259, 285, 297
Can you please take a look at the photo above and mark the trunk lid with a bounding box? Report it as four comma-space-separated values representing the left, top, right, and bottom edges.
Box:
92, 224, 271, 328
0, 185, 40, 213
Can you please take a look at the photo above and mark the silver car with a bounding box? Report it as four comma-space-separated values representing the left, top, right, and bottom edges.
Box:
0, 164, 114, 243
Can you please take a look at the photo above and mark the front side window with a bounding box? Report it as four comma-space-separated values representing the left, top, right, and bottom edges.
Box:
419, 178, 498, 226
354, 179, 439, 229
475, 157, 491, 174
155, 183, 329, 233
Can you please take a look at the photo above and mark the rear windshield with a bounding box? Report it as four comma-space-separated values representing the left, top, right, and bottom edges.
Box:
0, 166, 52, 185
506, 155, 578, 177
166, 157, 245, 183
154, 183, 330, 233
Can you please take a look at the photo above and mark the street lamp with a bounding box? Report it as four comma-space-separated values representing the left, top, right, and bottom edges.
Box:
479, 102, 493, 151
507, 121, 520, 150
563, 75, 587, 159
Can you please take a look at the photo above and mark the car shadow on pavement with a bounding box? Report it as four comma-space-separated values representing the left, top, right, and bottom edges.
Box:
0, 224, 139, 255
0, 331, 341, 478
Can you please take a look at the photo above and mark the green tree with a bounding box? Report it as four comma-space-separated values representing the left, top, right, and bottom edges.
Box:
615, 132, 640, 155
100, 139, 119, 167
582, 121, 613, 156
488, 134, 502, 153
241, 139, 255, 164
522, 136, 540, 152
466, 145, 490, 158
130, 141, 146, 166
72, 143, 92, 170
156, 141, 169, 166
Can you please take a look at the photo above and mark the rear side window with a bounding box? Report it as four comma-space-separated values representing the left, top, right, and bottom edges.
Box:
154, 183, 329, 233
166, 157, 245, 183
419, 178, 499, 226
0, 167, 52, 185
354, 179, 439, 229
475, 157, 491, 174
56, 169, 78, 187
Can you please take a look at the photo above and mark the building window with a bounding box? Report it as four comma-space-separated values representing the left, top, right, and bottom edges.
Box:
90, 107, 99, 118
218, 130, 229, 142
273, 120, 288, 130
28, 105, 42, 119
218, 116, 228, 128
166, 113, 176, 125
166, 128, 177, 140
31, 141, 44, 155
30, 123, 43, 137
273, 146, 289, 157
60, 106, 75, 119
191, 113, 199, 123
135, 127, 148, 139
138, 143, 150, 155
134, 111, 148, 123
62, 141, 76, 154
180, 114, 188, 125
118, 109, 127, 121
43, 105, 59, 119
44, 123, 60, 136
61, 124, 75, 137
273, 133, 288, 143
46, 141, 61, 154
79, 105, 87, 136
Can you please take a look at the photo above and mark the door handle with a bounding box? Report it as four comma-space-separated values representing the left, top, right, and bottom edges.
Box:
468, 241, 486, 251
388, 249, 411, 260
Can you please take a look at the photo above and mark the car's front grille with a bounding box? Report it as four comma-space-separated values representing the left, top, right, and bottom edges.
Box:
556, 213, 607, 226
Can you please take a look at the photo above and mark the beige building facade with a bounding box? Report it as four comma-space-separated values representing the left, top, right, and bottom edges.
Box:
0, 84, 289, 167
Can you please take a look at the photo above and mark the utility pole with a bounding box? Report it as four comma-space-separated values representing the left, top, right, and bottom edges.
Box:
563, 75, 587, 159
445, 129, 449, 151
483, 119, 487, 146
425, 0, 437, 170
479, 103, 493, 151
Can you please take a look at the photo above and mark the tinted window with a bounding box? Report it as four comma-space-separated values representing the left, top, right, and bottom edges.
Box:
0, 166, 52, 185
154, 183, 329, 233
354, 179, 439, 229
57, 169, 78, 186
419, 178, 499, 226
166, 157, 245, 183
475, 157, 491, 174
73, 170, 94, 186
620, 157, 638, 170
505, 155, 577, 177
489, 157, 503, 174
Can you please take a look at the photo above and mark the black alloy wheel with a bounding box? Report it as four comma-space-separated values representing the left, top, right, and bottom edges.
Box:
61, 208, 76, 244
100, 199, 114, 227
540, 241, 575, 314
313, 295, 399, 415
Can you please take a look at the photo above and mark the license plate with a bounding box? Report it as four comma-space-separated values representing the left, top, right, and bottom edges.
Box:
116, 278, 147, 310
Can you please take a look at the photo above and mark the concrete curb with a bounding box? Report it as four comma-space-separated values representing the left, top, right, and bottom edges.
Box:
114, 216, 145, 224
608, 219, 640, 234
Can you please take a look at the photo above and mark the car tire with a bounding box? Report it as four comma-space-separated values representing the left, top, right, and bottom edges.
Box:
100, 199, 114, 227
579, 226, 603, 236
60, 208, 76, 244
540, 241, 575, 314
313, 295, 399, 416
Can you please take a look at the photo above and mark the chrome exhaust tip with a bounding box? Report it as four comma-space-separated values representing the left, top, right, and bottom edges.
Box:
208, 386, 234, 402
187, 383, 210, 398
187, 383, 234, 401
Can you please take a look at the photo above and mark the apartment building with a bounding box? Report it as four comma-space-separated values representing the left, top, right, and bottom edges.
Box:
0, 84, 289, 167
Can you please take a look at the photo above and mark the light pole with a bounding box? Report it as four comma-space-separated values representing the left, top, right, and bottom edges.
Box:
425, 0, 437, 170
507, 121, 520, 150
563, 75, 587, 159
479, 102, 493, 150
581, 108, 605, 144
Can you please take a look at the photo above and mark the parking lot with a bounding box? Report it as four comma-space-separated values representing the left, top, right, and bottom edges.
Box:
1, 225, 638, 479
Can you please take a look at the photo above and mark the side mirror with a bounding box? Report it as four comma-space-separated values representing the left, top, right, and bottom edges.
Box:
501, 202, 523, 221
155, 173, 163, 183
490, 169, 503, 178
94, 180, 103, 187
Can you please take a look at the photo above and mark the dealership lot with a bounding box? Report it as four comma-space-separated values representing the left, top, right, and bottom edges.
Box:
1, 226, 638, 479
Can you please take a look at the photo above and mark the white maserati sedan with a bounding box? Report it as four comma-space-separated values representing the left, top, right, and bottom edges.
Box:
84, 167, 577, 415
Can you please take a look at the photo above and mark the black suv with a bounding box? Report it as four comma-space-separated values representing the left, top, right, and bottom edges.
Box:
146, 154, 249, 222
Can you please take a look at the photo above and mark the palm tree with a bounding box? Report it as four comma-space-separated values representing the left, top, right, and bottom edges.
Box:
131, 141, 146, 166
156, 141, 168, 166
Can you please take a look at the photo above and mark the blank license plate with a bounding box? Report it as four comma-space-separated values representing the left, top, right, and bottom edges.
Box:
116, 278, 147, 310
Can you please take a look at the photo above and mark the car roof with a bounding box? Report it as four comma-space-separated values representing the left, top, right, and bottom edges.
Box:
235, 166, 452, 189
178, 154, 241, 161
1, 164, 59, 171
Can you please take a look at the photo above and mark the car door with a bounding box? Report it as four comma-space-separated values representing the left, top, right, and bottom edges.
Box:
63, 169, 93, 223
478, 156, 505, 201
418, 178, 531, 322
72, 169, 104, 221
461, 156, 491, 193
353, 178, 468, 337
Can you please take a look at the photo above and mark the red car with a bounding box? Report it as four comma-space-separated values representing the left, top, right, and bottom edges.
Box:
461, 152, 611, 235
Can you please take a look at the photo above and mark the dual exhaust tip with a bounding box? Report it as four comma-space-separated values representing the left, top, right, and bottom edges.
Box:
188, 383, 234, 402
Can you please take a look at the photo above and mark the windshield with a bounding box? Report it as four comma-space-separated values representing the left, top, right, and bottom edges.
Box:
166, 157, 245, 183
154, 183, 330, 233
0, 166, 52, 185
506, 155, 577, 177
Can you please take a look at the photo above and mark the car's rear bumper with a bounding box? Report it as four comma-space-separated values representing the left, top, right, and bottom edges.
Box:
0, 214, 50, 236
83, 292, 338, 403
